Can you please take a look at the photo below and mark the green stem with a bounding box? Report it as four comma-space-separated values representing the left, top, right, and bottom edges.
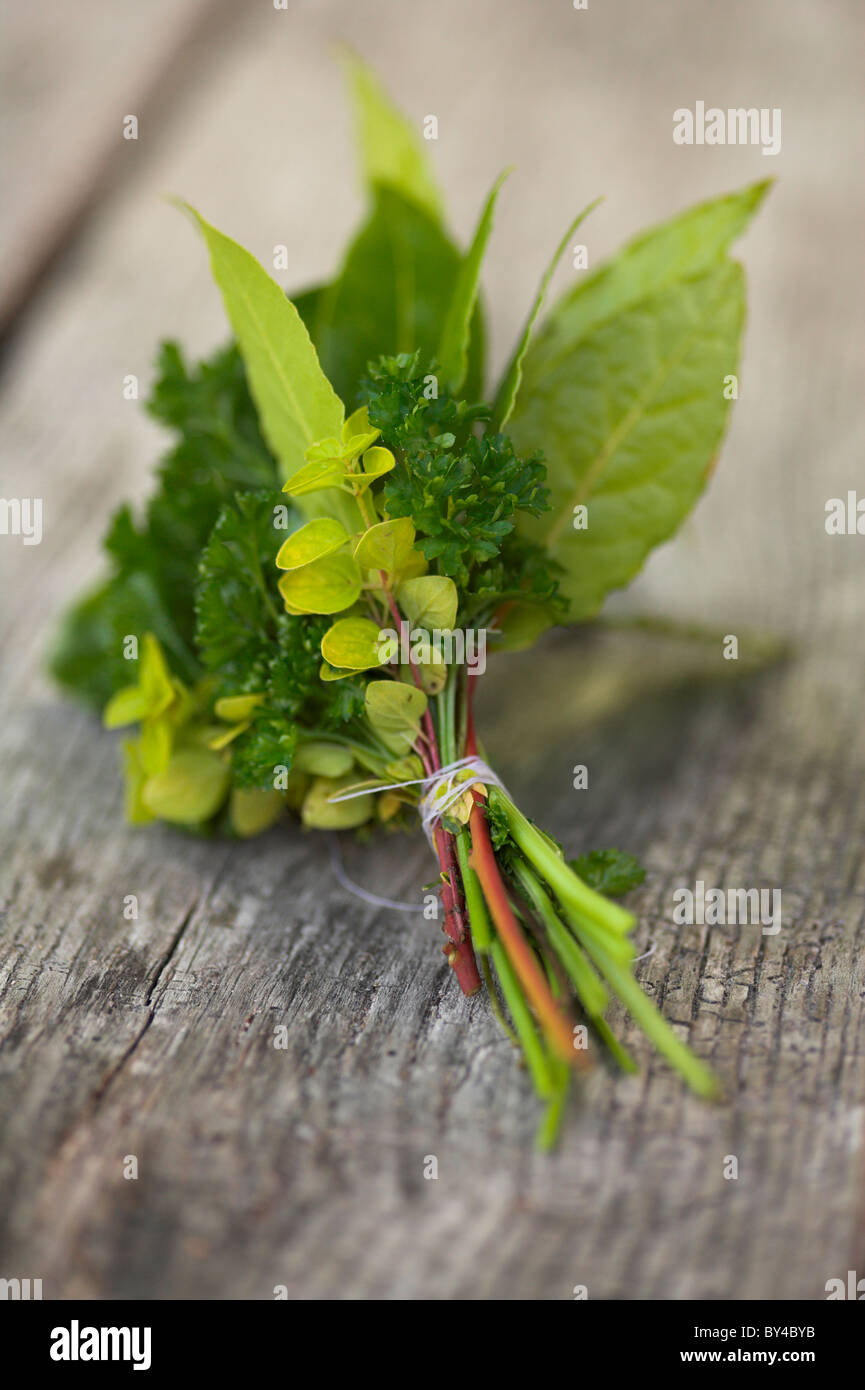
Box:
490, 940, 556, 1099
490, 787, 634, 937
536, 1067, 570, 1151
455, 828, 491, 950
479, 953, 519, 1046
510, 857, 609, 1017
511, 857, 637, 1074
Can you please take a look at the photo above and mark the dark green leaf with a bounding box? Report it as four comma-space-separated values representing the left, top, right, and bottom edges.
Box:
232, 713, 298, 791
195, 490, 286, 693
50, 341, 277, 708
570, 849, 646, 897
314, 186, 485, 406
438, 169, 509, 391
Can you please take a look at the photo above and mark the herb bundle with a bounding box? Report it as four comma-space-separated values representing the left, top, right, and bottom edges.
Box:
51, 57, 769, 1144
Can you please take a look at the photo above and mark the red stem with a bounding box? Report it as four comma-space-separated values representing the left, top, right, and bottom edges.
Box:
382, 588, 479, 995
433, 824, 481, 996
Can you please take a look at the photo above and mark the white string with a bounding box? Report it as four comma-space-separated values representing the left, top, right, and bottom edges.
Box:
326, 835, 425, 913
327, 755, 508, 848
633, 941, 657, 962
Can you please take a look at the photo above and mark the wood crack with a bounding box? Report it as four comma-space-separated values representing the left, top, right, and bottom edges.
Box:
87, 891, 203, 1110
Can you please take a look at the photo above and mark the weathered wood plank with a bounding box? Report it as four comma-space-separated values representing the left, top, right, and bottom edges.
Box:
0, 0, 229, 334
1, 637, 862, 1299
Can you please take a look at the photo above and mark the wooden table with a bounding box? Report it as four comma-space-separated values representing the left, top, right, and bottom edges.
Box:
1, 0, 863, 1300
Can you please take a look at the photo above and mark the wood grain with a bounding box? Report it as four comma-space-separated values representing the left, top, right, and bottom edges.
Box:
0, 0, 863, 1300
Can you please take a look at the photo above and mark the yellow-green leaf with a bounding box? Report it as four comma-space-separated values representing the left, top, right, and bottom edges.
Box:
142, 749, 231, 825
207, 721, 250, 750
275, 518, 349, 571
354, 517, 415, 579
103, 633, 175, 729
281, 455, 346, 497
104, 684, 151, 729
139, 716, 172, 778
361, 446, 395, 480
319, 661, 355, 683
384, 754, 424, 783
301, 773, 374, 830
399, 654, 446, 696
179, 202, 359, 530
342, 405, 380, 446
214, 693, 266, 721
321, 617, 388, 671
396, 547, 428, 584
305, 436, 360, 465
398, 575, 458, 632
139, 633, 175, 712
278, 553, 362, 615
365, 679, 427, 755
230, 787, 285, 838
294, 741, 355, 777
122, 739, 155, 825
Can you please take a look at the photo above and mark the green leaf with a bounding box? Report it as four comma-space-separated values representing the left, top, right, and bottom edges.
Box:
277, 552, 362, 615
281, 456, 346, 498
570, 849, 646, 898
301, 773, 374, 830
230, 787, 285, 838
314, 186, 485, 406
438, 169, 510, 391
519, 180, 770, 377
103, 685, 151, 729
364, 680, 427, 755
342, 404, 379, 446
321, 617, 388, 671
397, 575, 458, 632
123, 739, 155, 825
492, 601, 559, 652
359, 446, 395, 484
179, 203, 358, 528
103, 632, 175, 727
142, 749, 231, 825
49, 340, 276, 709
294, 741, 355, 777
490, 197, 601, 431
275, 518, 350, 570
399, 654, 446, 697
511, 261, 746, 621
319, 662, 354, 683
341, 49, 443, 221
231, 710, 297, 790
214, 693, 265, 722
354, 517, 415, 579
195, 491, 284, 693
